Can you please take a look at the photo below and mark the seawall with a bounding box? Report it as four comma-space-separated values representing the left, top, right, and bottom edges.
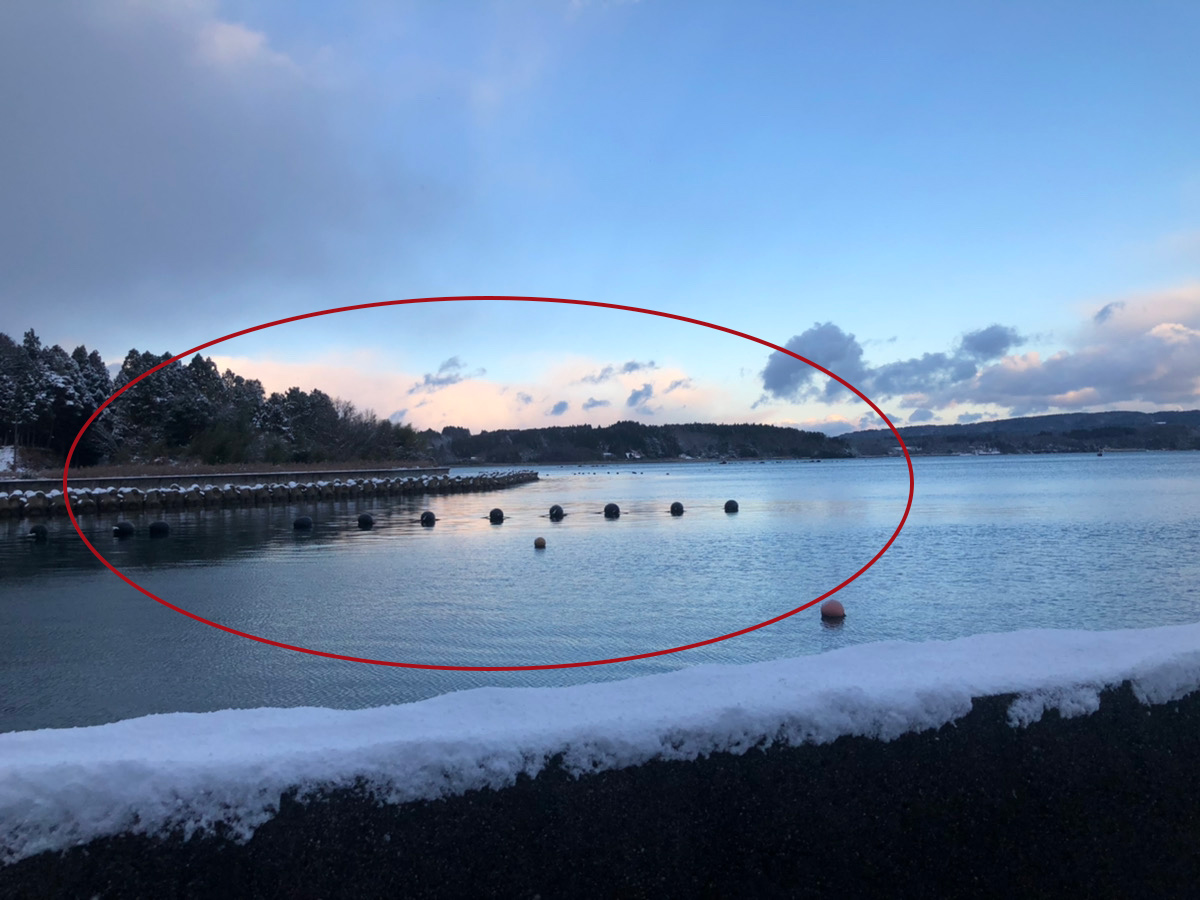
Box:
0, 466, 449, 495
2, 680, 1198, 898
0, 469, 537, 519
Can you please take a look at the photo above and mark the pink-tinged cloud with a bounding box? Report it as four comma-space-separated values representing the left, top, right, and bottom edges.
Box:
209, 352, 760, 431
209, 353, 422, 420
960, 289, 1200, 413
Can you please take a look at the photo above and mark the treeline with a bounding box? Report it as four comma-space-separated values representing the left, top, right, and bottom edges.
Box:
0, 329, 421, 466
2, 327, 849, 469
423, 421, 851, 464
843, 410, 1200, 455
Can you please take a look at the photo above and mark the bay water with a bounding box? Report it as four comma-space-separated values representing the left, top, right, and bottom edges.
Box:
2, 453, 1198, 733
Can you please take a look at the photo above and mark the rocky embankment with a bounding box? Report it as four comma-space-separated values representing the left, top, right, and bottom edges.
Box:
0, 470, 538, 519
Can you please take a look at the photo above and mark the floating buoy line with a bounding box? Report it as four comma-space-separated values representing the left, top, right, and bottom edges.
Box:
28, 498, 744, 541
24, 496, 847, 623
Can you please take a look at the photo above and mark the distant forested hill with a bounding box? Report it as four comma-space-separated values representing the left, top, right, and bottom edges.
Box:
423, 422, 851, 464
844, 410, 1200, 455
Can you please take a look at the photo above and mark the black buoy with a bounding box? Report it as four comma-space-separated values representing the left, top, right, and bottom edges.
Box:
113, 521, 134, 538
548, 504, 565, 521
293, 516, 314, 530
604, 503, 620, 519
534, 537, 546, 549
670, 501, 684, 516
420, 511, 436, 527
148, 521, 170, 538
28, 524, 48, 541
489, 508, 505, 524
724, 500, 739, 513
357, 513, 374, 530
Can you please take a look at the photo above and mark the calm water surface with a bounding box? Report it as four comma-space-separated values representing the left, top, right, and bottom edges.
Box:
3, 453, 1198, 732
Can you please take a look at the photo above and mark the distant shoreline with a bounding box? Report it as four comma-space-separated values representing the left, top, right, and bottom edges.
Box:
5, 447, 1196, 494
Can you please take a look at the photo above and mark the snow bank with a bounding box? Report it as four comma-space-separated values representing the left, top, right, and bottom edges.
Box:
2, 623, 1199, 864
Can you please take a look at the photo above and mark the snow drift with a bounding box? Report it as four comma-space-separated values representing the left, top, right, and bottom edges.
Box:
3, 622, 1199, 864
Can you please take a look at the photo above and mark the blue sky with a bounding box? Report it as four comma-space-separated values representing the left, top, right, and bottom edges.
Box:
1, 0, 1197, 433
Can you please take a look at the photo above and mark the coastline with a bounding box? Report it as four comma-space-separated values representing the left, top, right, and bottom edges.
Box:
0, 469, 538, 519
0, 463, 446, 495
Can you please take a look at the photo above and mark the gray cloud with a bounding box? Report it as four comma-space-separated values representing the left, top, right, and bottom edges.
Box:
763, 321, 1030, 409
579, 360, 657, 384
665, 378, 691, 393
0, 3, 428, 328
582, 397, 610, 410
626, 383, 654, 410
957, 412, 985, 423
580, 365, 615, 384
959, 325, 1024, 361
764, 298, 1200, 416
908, 408, 936, 423
389, 409, 408, 422
620, 360, 656, 374
870, 353, 978, 396
409, 357, 484, 394
516, 392, 533, 406
547, 400, 568, 416
1093, 301, 1125, 324
760, 323, 870, 402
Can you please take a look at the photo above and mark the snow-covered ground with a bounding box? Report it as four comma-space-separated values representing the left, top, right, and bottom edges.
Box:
2, 622, 1199, 864
0, 447, 13, 472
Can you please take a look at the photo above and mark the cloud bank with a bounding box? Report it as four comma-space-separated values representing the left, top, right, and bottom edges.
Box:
761, 287, 1200, 416
0, 1, 424, 318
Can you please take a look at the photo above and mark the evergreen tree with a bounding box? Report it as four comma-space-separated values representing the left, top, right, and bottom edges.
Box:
0, 328, 430, 466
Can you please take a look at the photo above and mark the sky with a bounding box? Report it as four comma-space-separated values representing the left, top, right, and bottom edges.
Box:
1, 0, 1198, 435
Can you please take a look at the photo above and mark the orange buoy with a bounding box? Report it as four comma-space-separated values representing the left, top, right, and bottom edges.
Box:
820, 599, 846, 620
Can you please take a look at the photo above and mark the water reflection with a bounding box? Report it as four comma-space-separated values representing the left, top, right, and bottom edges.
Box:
2, 455, 1198, 734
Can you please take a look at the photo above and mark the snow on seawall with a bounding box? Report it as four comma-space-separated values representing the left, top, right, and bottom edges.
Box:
3, 622, 1200, 864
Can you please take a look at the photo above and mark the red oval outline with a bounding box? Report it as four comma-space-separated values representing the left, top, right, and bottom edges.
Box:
64, 296, 914, 671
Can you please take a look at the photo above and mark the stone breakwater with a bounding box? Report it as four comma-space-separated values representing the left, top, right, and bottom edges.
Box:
0, 471, 539, 519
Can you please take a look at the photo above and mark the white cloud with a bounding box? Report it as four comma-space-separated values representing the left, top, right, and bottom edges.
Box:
194, 20, 295, 71
1147, 323, 1200, 345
